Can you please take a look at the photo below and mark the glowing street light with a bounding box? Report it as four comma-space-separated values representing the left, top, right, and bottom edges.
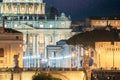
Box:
84, 49, 89, 68
71, 52, 76, 69
71, 52, 76, 58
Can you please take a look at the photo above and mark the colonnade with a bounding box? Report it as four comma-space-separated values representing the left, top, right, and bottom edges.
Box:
23, 30, 70, 68
0, 3, 45, 14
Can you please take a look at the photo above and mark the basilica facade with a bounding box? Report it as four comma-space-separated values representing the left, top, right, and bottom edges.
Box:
0, 0, 72, 68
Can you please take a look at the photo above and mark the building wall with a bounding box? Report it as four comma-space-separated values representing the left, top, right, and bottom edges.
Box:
0, 3, 45, 15
95, 42, 120, 69
0, 32, 23, 68
0, 0, 72, 68
90, 20, 120, 29
21, 28, 72, 67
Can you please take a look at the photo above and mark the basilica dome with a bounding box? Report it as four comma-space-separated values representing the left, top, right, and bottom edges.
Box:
3, 0, 43, 3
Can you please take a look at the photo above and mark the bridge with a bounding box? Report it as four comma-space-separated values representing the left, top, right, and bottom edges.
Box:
0, 68, 87, 80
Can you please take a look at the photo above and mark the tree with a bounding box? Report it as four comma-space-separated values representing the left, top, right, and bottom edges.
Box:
32, 72, 61, 80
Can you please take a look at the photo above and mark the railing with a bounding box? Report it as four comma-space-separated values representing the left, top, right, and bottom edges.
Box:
0, 67, 84, 72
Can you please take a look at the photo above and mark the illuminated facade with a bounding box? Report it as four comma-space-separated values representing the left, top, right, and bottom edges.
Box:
46, 40, 81, 68
0, 27, 23, 68
95, 42, 120, 69
1, 0, 45, 14
67, 28, 120, 69
0, 0, 72, 68
86, 17, 120, 29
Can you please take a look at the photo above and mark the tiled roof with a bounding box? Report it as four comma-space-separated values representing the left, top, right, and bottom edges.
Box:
67, 28, 120, 46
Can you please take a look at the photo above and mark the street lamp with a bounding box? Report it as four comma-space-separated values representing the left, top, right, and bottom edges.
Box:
71, 52, 76, 69
84, 50, 89, 68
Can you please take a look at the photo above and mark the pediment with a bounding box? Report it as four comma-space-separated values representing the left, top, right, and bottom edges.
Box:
13, 24, 35, 30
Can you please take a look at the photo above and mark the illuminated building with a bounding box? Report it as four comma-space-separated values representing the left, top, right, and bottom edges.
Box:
95, 42, 120, 69
85, 16, 120, 29
67, 27, 120, 69
46, 40, 82, 68
0, 0, 72, 68
0, 27, 23, 68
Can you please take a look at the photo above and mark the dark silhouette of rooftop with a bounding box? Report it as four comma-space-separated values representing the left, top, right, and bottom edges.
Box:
67, 26, 120, 46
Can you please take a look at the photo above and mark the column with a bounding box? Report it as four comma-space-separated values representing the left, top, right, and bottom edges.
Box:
26, 3, 29, 14
34, 3, 35, 14
26, 33, 30, 68
3, 3, 5, 14
41, 3, 45, 14
40, 4, 42, 14
35, 34, 39, 67
28, 34, 31, 68
33, 34, 36, 67
25, 3, 27, 14
44, 34, 47, 59
11, 3, 14, 14
17, 3, 20, 14
37, 34, 40, 67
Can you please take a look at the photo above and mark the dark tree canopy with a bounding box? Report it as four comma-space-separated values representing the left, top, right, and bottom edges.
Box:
48, 6, 59, 19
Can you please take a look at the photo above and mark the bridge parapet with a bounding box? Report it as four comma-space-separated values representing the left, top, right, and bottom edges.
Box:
0, 68, 84, 72
0, 68, 87, 80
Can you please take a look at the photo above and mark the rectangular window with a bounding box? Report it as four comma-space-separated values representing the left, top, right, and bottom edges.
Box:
0, 48, 4, 57
16, 36, 19, 40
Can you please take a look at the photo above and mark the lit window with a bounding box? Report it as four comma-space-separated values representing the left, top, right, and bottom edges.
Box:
30, 35, 33, 43
14, 24, 17, 27
15, 8, 17, 12
21, 7, 24, 11
14, 5, 17, 12
40, 24, 43, 28
96, 21, 99, 24
5, 24, 7, 27
115, 21, 118, 25
39, 34, 44, 43
29, 6, 32, 11
49, 24, 53, 28
40, 23, 44, 28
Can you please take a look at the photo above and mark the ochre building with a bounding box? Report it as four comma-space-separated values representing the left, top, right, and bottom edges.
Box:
86, 17, 120, 29
0, 27, 23, 68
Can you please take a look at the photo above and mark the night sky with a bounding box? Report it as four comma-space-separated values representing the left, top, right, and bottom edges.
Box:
44, 0, 120, 20
0, 0, 120, 20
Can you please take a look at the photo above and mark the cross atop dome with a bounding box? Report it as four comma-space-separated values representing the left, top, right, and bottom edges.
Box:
3, 0, 43, 3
